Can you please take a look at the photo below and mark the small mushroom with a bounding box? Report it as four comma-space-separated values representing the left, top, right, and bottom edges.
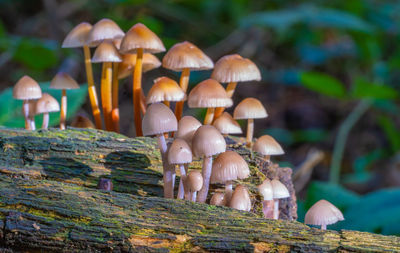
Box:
271, 179, 290, 219
305, 200, 344, 230
253, 135, 284, 163
258, 179, 274, 218
212, 112, 242, 136
146, 77, 186, 108
186, 170, 203, 202
71, 114, 95, 128
175, 116, 202, 146
98, 178, 113, 191
35, 93, 60, 129
229, 185, 251, 212
210, 192, 227, 206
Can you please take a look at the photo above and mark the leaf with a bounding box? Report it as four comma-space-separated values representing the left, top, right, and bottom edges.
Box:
13, 38, 59, 70
351, 79, 399, 100
0, 82, 88, 128
377, 115, 400, 152
300, 71, 346, 98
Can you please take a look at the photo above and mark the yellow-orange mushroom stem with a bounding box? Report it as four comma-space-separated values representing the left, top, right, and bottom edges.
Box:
133, 48, 144, 136
213, 81, 237, 120
60, 89, 67, 130
174, 68, 190, 121
204, 108, 215, 125
111, 62, 120, 132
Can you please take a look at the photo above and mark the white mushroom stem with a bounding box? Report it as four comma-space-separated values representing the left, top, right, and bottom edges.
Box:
246, 118, 254, 147
262, 200, 274, 219
60, 89, 67, 130
273, 199, 280, 220
29, 116, 36, 130
42, 113, 49, 130
321, 224, 327, 230
225, 181, 233, 204
264, 155, 271, 162
177, 164, 187, 200
192, 191, 197, 202
157, 133, 174, 198
22, 100, 31, 130
197, 156, 212, 203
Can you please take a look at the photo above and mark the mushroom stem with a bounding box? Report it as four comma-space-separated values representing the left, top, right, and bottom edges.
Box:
273, 199, 280, 220
42, 113, 49, 130
174, 68, 190, 121
103, 62, 113, 131
83, 45, 102, 130
140, 90, 147, 115
29, 116, 36, 130
203, 108, 215, 125
262, 200, 275, 219
192, 191, 197, 202
163, 101, 170, 108
60, 89, 67, 130
214, 81, 237, 120
133, 48, 144, 136
246, 118, 254, 147
177, 164, 187, 199
225, 181, 233, 204
22, 100, 30, 130
264, 155, 271, 162
321, 224, 327, 230
111, 62, 120, 132
157, 133, 174, 198
197, 156, 212, 203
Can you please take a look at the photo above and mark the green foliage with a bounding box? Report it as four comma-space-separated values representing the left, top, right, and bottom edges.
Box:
300, 71, 346, 98
13, 39, 59, 70
352, 79, 398, 100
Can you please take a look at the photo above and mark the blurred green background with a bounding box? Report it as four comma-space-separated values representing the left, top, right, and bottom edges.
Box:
1, 0, 400, 235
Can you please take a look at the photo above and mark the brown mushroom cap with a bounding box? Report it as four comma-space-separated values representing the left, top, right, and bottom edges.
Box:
162, 41, 213, 71
187, 170, 203, 192
71, 115, 95, 128
258, 179, 273, 201
211, 54, 261, 83
305, 200, 344, 226
192, 125, 226, 157
91, 42, 122, 63
86, 18, 125, 47
146, 77, 185, 104
253, 135, 284, 156
49, 72, 79, 90
13, 75, 42, 100
210, 192, 227, 206
142, 103, 178, 136
175, 116, 202, 144
271, 179, 290, 199
188, 79, 232, 108
62, 22, 92, 48
35, 93, 60, 114
233, 97, 267, 120
211, 151, 250, 184
120, 23, 165, 54
212, 112, 242, 135
229, 185, 251, 211
118, 53, 161, 79
168, 138, 192, 165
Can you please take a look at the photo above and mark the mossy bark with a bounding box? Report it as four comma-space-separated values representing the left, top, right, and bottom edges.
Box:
0, 128, 399, 252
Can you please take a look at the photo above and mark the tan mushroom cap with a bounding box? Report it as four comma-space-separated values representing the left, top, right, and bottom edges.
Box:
71, 115, 95, 128
271, 179, 290, 199
233, 97, 267, 120
305, 200, 344, 226
188, 79, 233, 108
212, 112, 242, 135
253, 135, 284, 156
210, 192, 227, 206
13, 76, 42, 100
211, 54, 261, 83
92, 42, 122, 63
118, 53, 161, 79
35, 93, 60, 114
120, 23, 165, 54
258, 179, 273, 201
162, 41, 213, 71
62, 22, 92, 48
49, 72, 79, 90
142, 103, 178, 136
175, 116, 202, 144
86, 18, 125, 47
146, 77, 186, 104
229, 185, 251, 211
168, 138, 192, 165
187, 170, 203, 192
211, 151, 250, 184
192, 125, 226, 157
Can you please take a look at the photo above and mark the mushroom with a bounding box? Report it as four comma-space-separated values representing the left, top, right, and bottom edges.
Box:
271, 179, 290, 220
168, 138, 192, 200
212, 112, 242, 136
98, 178, 113, 191
120, 23, 166, 136
174, 116, 202, 146
229, 185, 251, 212
258, 179, 274, 218
253, 135, 284, 163
162, 41, 214, 121
192, 125, 226, 203
305, 200, 344, 230
62, 22, 103, 130
188, 79, 232, 125
210, 192, 227, 206
142, 103, 177, 198
12, 76, 42, 130
186, 170, 203, 202
233, 97, 268, 147
211, 151, 250, 203
49, 72, 79, 130
211, 54, 261, 119
35, 93, 60, 129
27, 100, 38, 130
146, 77, 185, 108
71, 114, 95, 128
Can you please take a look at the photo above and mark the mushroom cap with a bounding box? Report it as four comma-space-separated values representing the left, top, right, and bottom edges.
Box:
253, 135, 284, 156
146, 77, 185, 104
86, 18, 125, 47
120, 23, 165, 54
91, 42, 122, 63
211, 151, 250, 184
212, 112, 242, 135
13, 75, 42, 100
118, 53, 161, 79
142, 103, 178, 136
175, 116, 202, 145
210, 192, 227, 206
258, 179, 273, 201
162, 41, 213, 71
192, 125, 226, 157
49, 72, 80, 90
229, 185, 251, 211
62, 22, 92, 48
35, 93, 60, 114
168, 138, 192, 165
211, 54, 261, 83
187, 170, 203, 192
188, 79, 233, 108
271, 179, 290, 199
233, 97, 267, 119
71, 115, 95, 128
305, 200, 344, 226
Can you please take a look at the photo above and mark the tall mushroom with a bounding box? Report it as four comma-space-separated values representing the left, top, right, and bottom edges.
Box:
212, 112, 242, 136
271, 179, 290, 220
120, 23, 165, 136
233, 97, 267, 147
253, 135, 284, 163
258, 179, 274, 218
305, 200, 344, 230
192, 125, 226, 203
162, 41, 214, 121
142, 103, 177, 198
35, 93, 60, 129
229, 185, 251, 212
186, 170, 203, 202
146, 77, 185, 108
